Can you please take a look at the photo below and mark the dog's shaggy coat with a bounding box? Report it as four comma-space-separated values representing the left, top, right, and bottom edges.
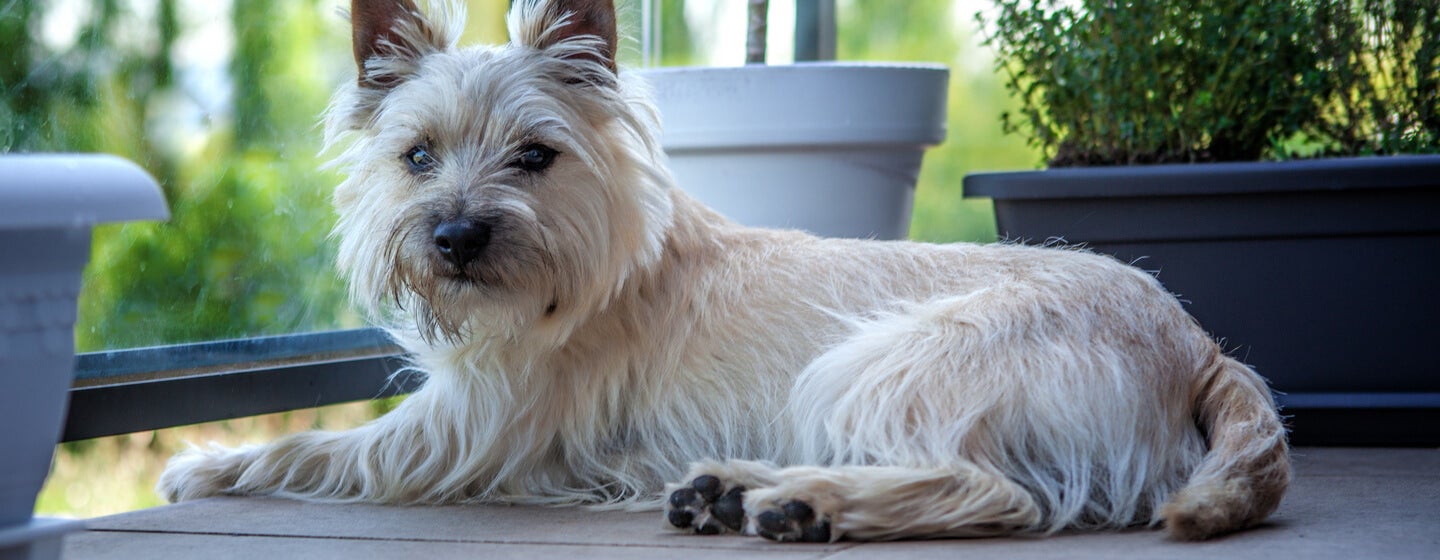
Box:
158, 0, 1289, 543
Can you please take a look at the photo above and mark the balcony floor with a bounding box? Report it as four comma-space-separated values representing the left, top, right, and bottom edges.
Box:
62, 447, 1439, 559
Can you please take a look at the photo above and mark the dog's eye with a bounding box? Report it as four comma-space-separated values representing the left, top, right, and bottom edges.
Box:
513, 144, 558, 172
404, 145, 437, 173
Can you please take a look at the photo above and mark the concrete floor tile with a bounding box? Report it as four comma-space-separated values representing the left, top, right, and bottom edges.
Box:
69, 447, 1440, 560
64, 531, 836, 560
85, 497, 851, 553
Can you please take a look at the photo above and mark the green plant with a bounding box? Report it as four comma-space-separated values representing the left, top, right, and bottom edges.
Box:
1310, 0, 1439, 156
981, 0, 1438, 167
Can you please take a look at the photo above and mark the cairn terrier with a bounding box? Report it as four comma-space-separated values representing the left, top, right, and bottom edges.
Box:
159, 0, 1289, 543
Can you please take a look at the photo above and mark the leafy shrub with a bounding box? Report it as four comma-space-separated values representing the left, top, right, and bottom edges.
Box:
1309, 0, 1439, 156
982, 0, 1439, 166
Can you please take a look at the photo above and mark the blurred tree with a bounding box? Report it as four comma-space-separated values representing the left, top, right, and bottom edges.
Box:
611, 0, 698, 67
74, 0, 354, 350
0, 0, 360, 350
658, 0, 698, 66
0, 1, 40, 150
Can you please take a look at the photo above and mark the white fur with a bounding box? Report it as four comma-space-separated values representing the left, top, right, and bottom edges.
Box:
159, 0, 1289, 542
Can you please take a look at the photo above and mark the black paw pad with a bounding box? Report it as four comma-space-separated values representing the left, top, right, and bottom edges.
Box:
666, 486, 705, 531
695, 519, 723, 535
667, 507, 695, 529
712, 486, 747, 531
800, 520, 833, 543
669, 487, 698, 508
756, 510, 790, 534
665, 477, 746, 535
692, 475, 723, 501
755, 500, 832, 543
782, 500, 815, 523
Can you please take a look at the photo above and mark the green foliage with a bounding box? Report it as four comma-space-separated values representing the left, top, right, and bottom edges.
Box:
611, 0, 698, 67
656, 0, 699, 66
981, 0, 1440, 167
1308, 0, 1440, 156
79, 148, 352, 349
0, 0, 374, 350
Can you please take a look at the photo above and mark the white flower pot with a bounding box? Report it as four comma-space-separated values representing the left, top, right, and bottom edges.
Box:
637, 62, 949, 240
0, 154, 167, 557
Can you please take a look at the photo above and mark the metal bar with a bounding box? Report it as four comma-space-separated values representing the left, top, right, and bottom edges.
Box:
73, 328, 402, 386
65, 328, 413, 441
794, 0, 836, 62
63, 353, 418, 442
1277, 392, 1440, 409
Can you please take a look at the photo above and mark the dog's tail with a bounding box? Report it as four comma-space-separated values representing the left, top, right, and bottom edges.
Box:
1161, 355, 1289, 540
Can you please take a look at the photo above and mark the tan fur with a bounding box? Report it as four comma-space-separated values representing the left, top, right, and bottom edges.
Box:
157, 0, 1289, 542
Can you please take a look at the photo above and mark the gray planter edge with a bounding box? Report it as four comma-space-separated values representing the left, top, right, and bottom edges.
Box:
1, 153, 167, 556
960, 154, 1440, 446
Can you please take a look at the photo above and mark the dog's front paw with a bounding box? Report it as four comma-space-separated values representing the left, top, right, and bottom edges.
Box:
665, 474, 748, 535
156, 445, 248, 503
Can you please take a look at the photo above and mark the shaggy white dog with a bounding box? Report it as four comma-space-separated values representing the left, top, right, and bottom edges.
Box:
159, 0, 1289, 543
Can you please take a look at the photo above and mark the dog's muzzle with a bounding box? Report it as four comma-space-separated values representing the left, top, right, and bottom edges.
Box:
433, 218, 491, 268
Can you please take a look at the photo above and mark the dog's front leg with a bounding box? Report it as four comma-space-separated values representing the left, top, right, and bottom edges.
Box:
157, 375, 515, 505
154, 395, 471, 505
158, 425, 379, 503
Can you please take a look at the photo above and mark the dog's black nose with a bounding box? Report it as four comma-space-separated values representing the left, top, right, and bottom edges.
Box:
433, 219, 491, 268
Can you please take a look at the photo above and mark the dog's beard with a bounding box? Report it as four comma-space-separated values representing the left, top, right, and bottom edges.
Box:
378, 210, 558, 345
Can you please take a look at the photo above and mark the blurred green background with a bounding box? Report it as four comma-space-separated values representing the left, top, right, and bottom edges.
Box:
1, 0, 1036, 517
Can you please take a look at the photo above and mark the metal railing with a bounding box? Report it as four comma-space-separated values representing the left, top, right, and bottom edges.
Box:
63, 328, 419, 442
60, 327, 1440, 445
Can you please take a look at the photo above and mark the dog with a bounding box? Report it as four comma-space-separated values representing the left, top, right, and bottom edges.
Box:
158, 0, 1289, 543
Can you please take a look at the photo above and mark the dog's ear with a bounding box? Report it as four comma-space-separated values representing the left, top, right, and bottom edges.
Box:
350, 0, 456, 89
511, 0, 619, 74
325, 1, 461, 141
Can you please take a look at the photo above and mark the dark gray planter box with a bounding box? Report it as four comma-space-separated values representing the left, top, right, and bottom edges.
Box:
963, 155, 1440, 446
1, 154, 167, 559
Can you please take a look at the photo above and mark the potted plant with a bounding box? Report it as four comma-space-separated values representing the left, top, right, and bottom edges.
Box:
962, 0, 1440, 445
0, 154, 168, 558
636, 0, 949, 240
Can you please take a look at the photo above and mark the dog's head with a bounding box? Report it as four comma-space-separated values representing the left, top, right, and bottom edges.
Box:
325, 0, 674, 348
